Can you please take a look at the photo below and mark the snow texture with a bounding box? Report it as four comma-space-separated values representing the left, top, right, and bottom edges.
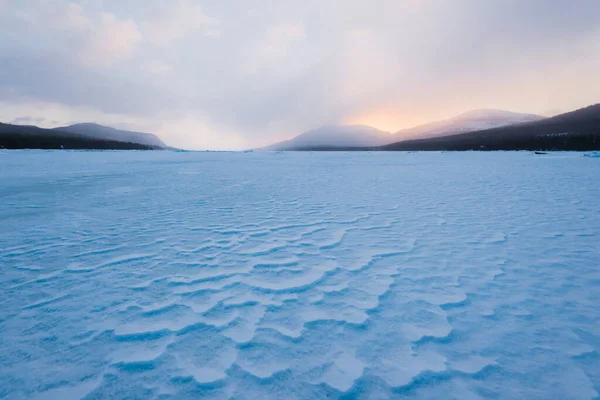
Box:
1, 150, 599, 399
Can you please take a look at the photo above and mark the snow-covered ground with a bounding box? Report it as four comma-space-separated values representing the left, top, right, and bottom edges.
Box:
1, 150, 599, 399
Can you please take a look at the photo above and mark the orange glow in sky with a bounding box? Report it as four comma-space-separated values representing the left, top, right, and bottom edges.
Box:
343, 107, 432, 133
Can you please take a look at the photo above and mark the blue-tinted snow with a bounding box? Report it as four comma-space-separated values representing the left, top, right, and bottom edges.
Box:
1, 150, 599, 399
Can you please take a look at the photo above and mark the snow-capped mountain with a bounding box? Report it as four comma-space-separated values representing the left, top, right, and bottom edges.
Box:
262, 125, 393, 150
393, 109, 544, 141
383, 103, 600, 151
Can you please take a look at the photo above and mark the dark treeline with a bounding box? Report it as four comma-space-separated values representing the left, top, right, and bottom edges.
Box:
284, 134, 600, 152
0, 123, 159, 150
380, 133, 600, 152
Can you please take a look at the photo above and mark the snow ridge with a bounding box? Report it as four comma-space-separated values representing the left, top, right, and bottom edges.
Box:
1, 150, 599, 399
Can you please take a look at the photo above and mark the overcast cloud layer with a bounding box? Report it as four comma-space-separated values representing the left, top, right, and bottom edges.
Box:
1, 0, 599, 149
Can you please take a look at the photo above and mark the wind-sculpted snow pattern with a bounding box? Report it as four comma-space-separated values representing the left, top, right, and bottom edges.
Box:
1, 151, 599, 399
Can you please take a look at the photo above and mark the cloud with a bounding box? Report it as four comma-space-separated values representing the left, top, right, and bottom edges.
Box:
80, 13, 142, 68
259, 23, 306, 60
1, 0, 600, 149
0, 50, 177, 115
145, 60, 174, 75
53, 2, 93, 31
142, 0, 220, 45
10, 116, 48, 126
0, 99, 147, 129
241, 23, 307, 76
4, 1, 142, 68
155, 116, 249, 150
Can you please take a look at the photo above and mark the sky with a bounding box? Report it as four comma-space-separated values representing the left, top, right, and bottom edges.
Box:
1, 0, 599, 150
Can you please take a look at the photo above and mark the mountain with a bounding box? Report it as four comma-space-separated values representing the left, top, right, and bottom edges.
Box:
0, 123, 161, 150
262, 110, 542, 151
393, 109, 544, 141
382, 104, 600, 151
55, 123, 167, 148
261, 125, 393, 150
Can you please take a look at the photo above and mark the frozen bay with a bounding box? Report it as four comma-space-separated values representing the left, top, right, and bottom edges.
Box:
1, 151, 599, 399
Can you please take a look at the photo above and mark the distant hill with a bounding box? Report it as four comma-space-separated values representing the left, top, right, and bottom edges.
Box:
393, 109, 543, 141
55, 123, 167, 148
382, 104, 600, 151
261, 110, 543, 151
0, 123, 161, 150
261, 125, 393, 150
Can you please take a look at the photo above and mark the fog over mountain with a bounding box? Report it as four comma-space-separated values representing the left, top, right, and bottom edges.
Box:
262, 109, 545, 150
393, 109, 544, 141
0, 122, 161, 150
55, 123, 167, 148
382, 103, 600, 151
0, 121, 166, 150
261, 125, 392, 150
258, 104, 600, 152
